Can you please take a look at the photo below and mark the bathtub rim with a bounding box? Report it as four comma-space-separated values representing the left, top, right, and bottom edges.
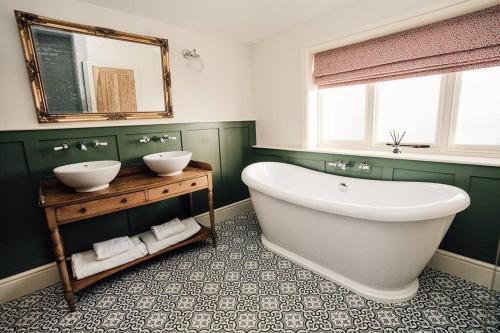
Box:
242, 162, 470, 222
261, 235, 419, 303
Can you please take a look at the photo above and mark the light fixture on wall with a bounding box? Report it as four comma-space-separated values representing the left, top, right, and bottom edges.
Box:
182, 48, 204, 72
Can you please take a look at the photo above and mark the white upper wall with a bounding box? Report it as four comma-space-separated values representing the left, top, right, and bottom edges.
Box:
251, 0, 497, 148
0, 0, 254, 130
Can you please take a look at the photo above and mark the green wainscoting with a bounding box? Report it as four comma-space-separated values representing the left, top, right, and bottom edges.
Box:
253, 148, 500, 264
0, 121, 255, 279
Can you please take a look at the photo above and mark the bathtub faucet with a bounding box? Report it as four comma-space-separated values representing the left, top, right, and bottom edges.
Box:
328, 160, 353, 171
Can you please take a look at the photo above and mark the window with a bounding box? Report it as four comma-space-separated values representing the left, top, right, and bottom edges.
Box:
374, 75, 442, 144
315, 66, 500, 157
319, 84, 367, 144
452, 66, 500, 147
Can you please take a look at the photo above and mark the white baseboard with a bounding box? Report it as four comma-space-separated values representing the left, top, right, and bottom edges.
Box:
427, 249, 499, 291
194, 198, 253, 227
0, 199, 254, 304
0, 262, 59, 304
1, 199, 498, 304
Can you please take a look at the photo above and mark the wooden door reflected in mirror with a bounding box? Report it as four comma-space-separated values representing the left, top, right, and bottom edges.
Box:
93, 66, 137, 113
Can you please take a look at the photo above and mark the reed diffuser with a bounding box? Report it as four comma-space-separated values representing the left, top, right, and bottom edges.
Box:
389, 130, 406, 154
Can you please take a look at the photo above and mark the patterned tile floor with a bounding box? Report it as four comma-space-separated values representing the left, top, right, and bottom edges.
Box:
0, 212, 498, 332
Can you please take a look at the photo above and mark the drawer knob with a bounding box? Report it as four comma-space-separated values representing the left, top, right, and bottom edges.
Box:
120, 198, 128, 204
163, 189, 169, 194
79, 207, 87, 214
191, 182, 197, 186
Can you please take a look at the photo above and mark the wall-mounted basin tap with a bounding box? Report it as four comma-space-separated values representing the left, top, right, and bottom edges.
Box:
53, 143, 69, 151
139, 136, 150, 143
77, 142, 87, 151
152, 135, 176, 143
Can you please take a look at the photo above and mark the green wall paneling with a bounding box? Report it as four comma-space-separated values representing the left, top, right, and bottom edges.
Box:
287, 157, 325, 171
253, 147, 500, 264
38, 135, 120, 177
254, 152, 285, 163
220, 127, 252, 203
181, 128, 223, 214
392, 168, 455, 185
0, 121, 255, 279
60, 211, 130, 255
127, 198, 189, 236
120, 131, 182, 165
0, 142, 50, 278
459, 176, 500, 262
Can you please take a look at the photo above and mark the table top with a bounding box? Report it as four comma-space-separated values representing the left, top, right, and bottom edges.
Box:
39, 161, 213, 208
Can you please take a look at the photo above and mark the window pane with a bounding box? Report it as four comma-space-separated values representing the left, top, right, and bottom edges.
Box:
320, 84, 366, 142
454, 66, 500, 146
375, 75, 441, 144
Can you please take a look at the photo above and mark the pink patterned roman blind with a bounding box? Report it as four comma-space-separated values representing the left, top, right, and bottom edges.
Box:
313, 5, 500, 88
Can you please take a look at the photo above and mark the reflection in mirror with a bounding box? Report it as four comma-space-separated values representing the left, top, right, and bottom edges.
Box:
31, 26, 165, 114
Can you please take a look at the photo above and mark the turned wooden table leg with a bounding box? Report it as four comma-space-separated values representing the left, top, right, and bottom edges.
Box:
207, 178, 216, 248
188, 192, 194, 217
45, 208, 76, 312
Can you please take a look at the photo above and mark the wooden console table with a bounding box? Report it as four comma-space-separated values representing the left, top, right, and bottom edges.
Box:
39, 160, 216, 312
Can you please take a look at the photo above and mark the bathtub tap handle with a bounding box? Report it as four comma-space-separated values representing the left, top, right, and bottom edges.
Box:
358, 162, 371, 171
139, 136, 150, 143
328, 160, 346, 171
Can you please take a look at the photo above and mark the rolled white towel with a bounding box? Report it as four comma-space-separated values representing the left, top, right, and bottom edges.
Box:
151, 218, 186, 241
93, 236, 134, 260
140, 217, 201, 255
72, 237, 147, 280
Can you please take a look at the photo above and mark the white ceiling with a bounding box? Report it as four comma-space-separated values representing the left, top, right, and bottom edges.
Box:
79, 0, 358, 44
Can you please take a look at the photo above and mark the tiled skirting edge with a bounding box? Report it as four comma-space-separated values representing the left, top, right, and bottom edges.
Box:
1, 198, 497, 304
0, 199, 253, 304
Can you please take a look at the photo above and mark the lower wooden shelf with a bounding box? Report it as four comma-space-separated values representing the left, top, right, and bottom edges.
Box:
40, 162, 216, 311
68, 225, 212, 292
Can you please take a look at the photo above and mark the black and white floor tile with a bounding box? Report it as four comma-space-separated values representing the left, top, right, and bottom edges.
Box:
0, 211, 498, 332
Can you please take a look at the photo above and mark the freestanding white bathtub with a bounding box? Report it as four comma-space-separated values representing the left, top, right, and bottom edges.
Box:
241, 162, 470, 303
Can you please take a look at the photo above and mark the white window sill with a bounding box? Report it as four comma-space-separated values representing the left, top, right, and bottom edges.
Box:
252, 145, 500, 168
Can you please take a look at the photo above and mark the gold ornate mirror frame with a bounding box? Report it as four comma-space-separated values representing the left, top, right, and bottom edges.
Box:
15, 11, 173, 123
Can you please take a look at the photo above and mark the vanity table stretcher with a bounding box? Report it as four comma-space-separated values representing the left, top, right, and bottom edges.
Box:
39, 160, 216, 312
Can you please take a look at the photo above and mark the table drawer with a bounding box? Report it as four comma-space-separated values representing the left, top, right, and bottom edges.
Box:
180, 176, 208, 192
147, 183, 182, 201
55, 191, 146, 222
147, 176, 209, 201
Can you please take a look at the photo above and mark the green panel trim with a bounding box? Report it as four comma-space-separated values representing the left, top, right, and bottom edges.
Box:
220, 127, 251, 203
392, 168, 455, 185
0, 121, 255, 279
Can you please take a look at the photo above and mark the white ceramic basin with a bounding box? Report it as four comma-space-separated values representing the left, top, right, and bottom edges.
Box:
143, 151, 192, 177
53, 160, 121, 192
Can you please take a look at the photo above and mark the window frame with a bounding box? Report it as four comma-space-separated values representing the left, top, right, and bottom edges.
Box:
317, 84, 372, 148
315, 69, 500, 158
447, 71, 500, 156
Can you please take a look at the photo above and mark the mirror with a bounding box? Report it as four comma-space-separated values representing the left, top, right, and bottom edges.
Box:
15, 11, 173, 123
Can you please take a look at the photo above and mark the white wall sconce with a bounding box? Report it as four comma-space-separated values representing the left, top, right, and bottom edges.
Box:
182, 48, 204, 72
